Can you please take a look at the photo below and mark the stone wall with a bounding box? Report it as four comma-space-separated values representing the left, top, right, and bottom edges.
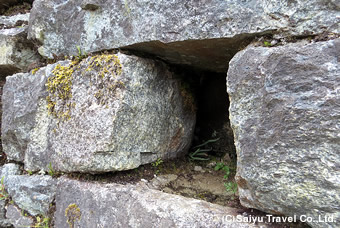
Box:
0, 0, 339, 227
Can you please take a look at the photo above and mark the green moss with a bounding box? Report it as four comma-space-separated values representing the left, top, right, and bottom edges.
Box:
65, 203, 81, 228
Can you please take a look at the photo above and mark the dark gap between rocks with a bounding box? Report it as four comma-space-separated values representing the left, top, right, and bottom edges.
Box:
0, 0, 33, 16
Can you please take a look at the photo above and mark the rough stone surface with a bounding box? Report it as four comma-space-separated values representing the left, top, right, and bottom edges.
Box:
3, 175, 56, 216
0, 13, 40, 77
0, 163, 22, 178
55, 177, 264, 228
6, 204, 33, 228
0, 200, 12, 227
28, 0, 340, 72
227, 39, 340, 228
2, 52, 196, 172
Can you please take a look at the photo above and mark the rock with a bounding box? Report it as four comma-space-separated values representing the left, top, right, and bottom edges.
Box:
54, 177, 263, 228
2, 53, 196, 173
0, 13, 40, 77
1, 66, 53, 162
28, 0, 339, 72
3, 175, 56, 216
6, 204, 33, 228
0, 201, 12, 227
0, 163, 21, 178
0, 164, 21, 227
227, 39, 340, 228
194, 165, 204, 172
148, 174, 178, 189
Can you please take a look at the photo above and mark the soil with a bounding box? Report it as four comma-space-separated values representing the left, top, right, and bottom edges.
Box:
65, 155, 310, 228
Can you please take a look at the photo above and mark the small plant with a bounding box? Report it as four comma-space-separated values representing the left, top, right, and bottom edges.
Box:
76, 46, 87, 61
65, 203, 81, 228
0, 177, 8, 200
188, 138, 219, 161
263, 41, 272, 47
224, 182, 238, 194
47, 163, 55, 177
214, 162, 238, 194
214, 162, 231, 179
32, 216, 50, 228
27, 170, 33, 175
152, 158, 163, 175
151, 158, 163, 167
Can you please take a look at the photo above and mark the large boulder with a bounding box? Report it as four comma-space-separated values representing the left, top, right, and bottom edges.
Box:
55, 177, 264, 228
2, 53, 195, 173
27, 0, 339, 72
0, 13, 40, 77
227, 39, 340, 228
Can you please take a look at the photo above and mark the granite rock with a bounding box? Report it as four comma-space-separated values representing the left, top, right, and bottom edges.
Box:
227, 39, 340, 228
2, 53, 195, 173
54, 177, 264, 228
27, 0, 340, 72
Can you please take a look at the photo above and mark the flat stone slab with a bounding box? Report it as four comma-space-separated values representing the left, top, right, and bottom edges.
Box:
55, 177, 264, 228
27, 0, 340, 72
227, 39, 340, 228
2, 53, 195, 173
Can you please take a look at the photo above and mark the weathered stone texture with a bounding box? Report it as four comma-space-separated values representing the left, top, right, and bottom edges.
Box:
6, 204, 33, 228
55, 177, 263, 228
227, 39, 340, 228
3, 175, 56, 216
0, 163, 21, 178
2, 53, 195, 173
0, 13, 40, 77
0, 200, 12, 228
27, 0, 340, 72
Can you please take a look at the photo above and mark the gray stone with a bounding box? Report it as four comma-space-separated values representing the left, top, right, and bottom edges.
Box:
2, 53, 196, 173
0, 163, 21, 178
0, 14, 40, 77
227, 39, 340, 228
54, 177, 264, 228
27, 0, 340, 72
1, 65, 54, 162
6, 204, 33, 228
0, 201, 12, 228
3, 175, 56, 216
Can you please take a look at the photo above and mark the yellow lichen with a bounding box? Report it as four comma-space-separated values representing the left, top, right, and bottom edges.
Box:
31, 68, 39, 75
46, 54, 124, 122
46, 61, 77, 122
84, 54, 124, 105
65, 203, 81, 228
